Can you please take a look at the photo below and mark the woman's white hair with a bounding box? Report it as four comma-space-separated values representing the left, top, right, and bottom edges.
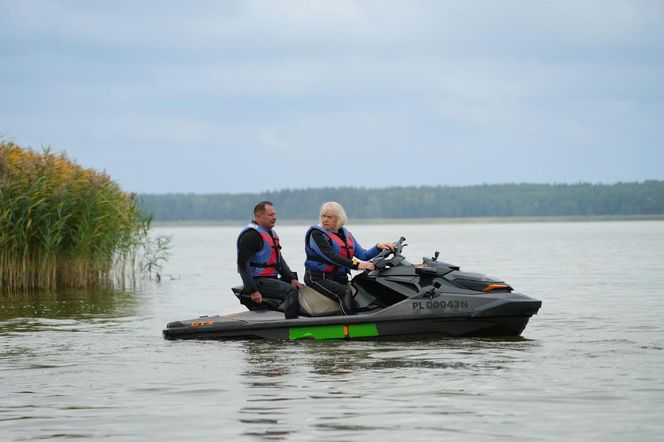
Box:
320, 201, 347, 230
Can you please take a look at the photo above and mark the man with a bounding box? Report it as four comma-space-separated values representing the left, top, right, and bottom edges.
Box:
237, 201, 302, 319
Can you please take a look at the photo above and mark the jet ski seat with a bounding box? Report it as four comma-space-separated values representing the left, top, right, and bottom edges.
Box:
298, 285, 341, 316
231, 284, 341, 317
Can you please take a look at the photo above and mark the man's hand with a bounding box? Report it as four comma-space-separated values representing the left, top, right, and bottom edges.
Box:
291, 279, 303, 289
250, 291, 263, 303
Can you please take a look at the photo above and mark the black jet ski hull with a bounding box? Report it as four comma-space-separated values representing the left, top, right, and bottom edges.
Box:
163, 297, 541, 340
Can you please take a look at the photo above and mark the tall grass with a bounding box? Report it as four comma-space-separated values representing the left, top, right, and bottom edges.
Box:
0, 141, 155, 294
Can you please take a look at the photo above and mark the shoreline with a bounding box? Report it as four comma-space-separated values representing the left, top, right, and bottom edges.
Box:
152, 214, 664, 227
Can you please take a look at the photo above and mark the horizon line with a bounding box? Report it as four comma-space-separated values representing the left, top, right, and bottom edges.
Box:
137, 180, 663, 196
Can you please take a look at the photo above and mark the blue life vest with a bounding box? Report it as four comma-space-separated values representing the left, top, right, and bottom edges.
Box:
304, 225, 355, 274
237, 222, 281, 277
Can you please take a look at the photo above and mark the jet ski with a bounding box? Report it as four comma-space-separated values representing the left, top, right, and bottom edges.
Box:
162, 237, 542, 340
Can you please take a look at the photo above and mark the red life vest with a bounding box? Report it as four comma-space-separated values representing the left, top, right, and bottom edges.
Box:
304, 225, 355, 273
237, 223, 281, 277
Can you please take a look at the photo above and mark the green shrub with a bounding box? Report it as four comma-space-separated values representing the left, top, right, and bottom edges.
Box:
0, 141, 154, 293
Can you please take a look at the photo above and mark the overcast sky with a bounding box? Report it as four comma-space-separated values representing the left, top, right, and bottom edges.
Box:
1, 0, 663, 194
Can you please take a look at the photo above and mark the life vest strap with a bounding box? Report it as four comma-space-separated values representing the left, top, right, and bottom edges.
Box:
250, 262, 278, 268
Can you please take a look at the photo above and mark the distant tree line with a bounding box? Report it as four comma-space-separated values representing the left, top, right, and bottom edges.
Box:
138, 181, 664, 221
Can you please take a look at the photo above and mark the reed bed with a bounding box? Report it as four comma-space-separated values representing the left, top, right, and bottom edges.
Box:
0, 141, 154, 294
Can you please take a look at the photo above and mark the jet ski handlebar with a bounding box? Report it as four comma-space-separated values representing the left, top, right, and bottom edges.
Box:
371, 236, 407, 269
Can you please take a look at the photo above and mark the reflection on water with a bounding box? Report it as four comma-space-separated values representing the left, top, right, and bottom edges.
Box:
232, 336, 544, 440
0, 289, 139, 321
238, 338, 526, 380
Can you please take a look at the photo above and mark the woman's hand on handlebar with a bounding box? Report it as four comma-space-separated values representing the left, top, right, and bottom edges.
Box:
358, 261, 375, 271
376, 242, 396, 251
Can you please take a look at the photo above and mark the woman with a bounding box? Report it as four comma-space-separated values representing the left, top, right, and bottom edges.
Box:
304, 202, 395, 315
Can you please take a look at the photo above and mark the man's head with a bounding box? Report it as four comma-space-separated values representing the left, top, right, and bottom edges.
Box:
254, 201, 277, 229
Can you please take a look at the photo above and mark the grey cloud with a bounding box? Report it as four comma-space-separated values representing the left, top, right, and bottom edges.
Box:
1, 0, 662, 193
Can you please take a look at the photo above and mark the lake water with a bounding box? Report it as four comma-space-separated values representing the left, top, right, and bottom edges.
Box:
1, 221, 663, 441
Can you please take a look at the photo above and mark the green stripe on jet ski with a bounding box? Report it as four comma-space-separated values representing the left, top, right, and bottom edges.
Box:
289, 323, 379, 340
289, 325, 345, 340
